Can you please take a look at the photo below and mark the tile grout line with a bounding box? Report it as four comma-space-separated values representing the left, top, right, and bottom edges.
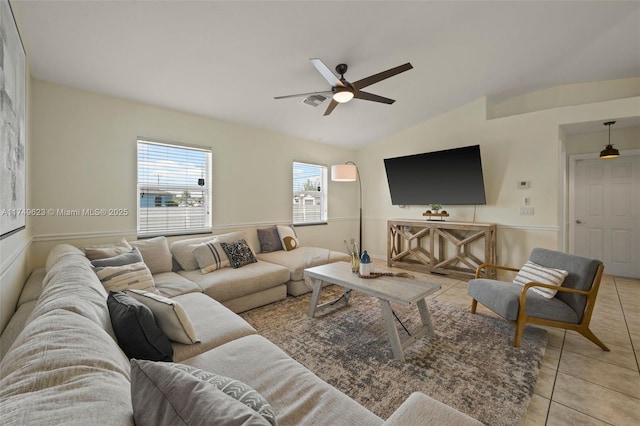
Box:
613, 276, 640, 374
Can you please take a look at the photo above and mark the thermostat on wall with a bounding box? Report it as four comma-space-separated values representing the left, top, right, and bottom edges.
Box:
518, 180, 530, 189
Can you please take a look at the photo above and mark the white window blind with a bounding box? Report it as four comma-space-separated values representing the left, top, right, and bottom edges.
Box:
292, 162, 327, 225
137, 139, 212, 237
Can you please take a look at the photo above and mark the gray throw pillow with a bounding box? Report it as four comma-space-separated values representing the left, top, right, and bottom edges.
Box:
257, 226, 283, 253
90, 248, 143, 268
130, 360, 272, 426
221, 239, 258, 268
107, 292, 173, 362
169, 364, 277, 426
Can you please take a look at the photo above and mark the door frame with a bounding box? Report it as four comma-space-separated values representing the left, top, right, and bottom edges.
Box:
567, 149, 640, 254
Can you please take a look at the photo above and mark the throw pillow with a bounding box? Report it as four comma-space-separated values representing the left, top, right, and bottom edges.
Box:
90, 248, 143, 268
83, 238, 132, 260
124, 289, 199, 344
107, 292, 173, 361
129, 236, 173, 274
95, 261, 156, 293
194, 240, 230, 274
170, 363, 277, 426
513, 260, 569, 299
277, 225, 299, 251
221, 239, 258, 269
130, 359, 272, 426
257, 226, 283, 253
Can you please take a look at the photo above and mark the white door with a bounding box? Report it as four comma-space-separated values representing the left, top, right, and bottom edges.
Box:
572, 155, 639, 278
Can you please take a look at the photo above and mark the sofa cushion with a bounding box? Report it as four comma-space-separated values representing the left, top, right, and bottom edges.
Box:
83, 238, 132, 261
170, 235, 217, 271
178, 261, 290, 303
90, 248, 143, 268
257, 226, 283, 253
95, 262, 156, 293
221, 239, 258, 268
257, 247, 350, 282
0, 310, 133, 425
36, 252, 115, 337
182, 334, 383, 426
107, 292, 173, 361
169, 292, 257, 362
125, 289, 199, 344
194, 240, 230, 273
152, 271, 202, 298
130, 359, 270, 426
382, 392, 482, 426
130, 236, 173, 274
277, 225, 299, 251
513, 260, 568, 299
45, 243, 85, 272
17, 267, 45, 307
0, 301, 37, 360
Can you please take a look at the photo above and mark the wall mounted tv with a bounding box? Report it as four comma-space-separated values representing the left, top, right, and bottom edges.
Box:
384, 145, 487, 206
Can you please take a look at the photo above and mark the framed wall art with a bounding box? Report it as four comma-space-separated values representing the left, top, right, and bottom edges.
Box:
1, 0, 26, 240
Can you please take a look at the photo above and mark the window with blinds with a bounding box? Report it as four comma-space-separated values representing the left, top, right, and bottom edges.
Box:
137, 139, 212, 237
292, 161, 327, 225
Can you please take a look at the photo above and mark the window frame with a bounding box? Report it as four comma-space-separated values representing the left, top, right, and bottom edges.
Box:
292, 161, 328, 226
136, 138, 212, 238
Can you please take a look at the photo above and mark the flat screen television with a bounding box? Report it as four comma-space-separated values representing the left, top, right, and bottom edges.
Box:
384, 145, 487, 206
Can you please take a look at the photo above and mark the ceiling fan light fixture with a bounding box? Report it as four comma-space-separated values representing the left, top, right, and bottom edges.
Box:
333, 88, 354, 103
599, 121, 619, 159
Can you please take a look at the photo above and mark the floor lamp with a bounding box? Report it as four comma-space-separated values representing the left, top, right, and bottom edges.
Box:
331, 162, 362, 253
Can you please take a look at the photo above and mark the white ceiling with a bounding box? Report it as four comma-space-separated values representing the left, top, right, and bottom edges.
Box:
13, 1, 640, 149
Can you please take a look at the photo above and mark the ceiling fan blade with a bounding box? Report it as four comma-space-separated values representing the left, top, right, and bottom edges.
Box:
352, 63, 413, 90
274, 90, 333, 100
354, 91, 395, 104
323, 99, 339, 116
310, 58, 344, 87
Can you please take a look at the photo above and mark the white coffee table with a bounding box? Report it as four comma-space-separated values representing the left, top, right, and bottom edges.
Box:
304, 261, 441, 362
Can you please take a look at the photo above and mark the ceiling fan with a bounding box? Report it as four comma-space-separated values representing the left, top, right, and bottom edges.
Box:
274, 58, 413, 116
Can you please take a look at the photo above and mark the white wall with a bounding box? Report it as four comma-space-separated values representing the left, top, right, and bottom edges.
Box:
28, 79, 359, 267
358, 90, 640, 268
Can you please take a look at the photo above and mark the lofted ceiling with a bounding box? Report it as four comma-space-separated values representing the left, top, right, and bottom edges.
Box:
12, 1, 640, 149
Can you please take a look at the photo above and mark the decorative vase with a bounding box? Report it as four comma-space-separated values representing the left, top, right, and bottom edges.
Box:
351, 253, 360, 273
359, 250, 372, 276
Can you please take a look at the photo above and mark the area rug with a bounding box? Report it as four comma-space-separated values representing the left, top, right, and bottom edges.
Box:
241, 286, 547, 425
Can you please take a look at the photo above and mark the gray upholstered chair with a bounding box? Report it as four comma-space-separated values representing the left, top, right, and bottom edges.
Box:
467, 248, 609, 350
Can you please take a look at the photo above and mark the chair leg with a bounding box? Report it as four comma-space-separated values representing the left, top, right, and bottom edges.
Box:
580, 327, 610, 351
470, 299, 477, 314
513, 319, 526, 348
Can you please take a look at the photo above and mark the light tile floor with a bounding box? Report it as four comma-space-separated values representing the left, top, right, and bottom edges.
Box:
376, 260, 640, 425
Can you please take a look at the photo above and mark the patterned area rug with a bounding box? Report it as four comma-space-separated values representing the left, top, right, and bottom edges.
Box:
241, 286, 547, 425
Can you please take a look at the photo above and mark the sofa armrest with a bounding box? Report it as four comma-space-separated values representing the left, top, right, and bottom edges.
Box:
383, 392, 483, 426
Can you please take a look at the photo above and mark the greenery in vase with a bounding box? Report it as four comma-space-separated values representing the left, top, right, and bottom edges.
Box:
430, 203, 442, 212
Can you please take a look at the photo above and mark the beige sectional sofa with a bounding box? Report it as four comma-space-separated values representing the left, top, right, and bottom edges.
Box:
0, 233, 482, 425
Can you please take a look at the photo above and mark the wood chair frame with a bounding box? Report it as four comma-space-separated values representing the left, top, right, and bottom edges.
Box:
470, 263, 609, 351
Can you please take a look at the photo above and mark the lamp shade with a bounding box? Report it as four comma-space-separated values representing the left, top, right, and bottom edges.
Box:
599, 144, 619, 159
331, 164, 357, 181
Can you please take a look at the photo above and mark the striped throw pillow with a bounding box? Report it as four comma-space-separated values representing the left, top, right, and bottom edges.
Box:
194, 240, 230, 274
95, 261, 156, 293
513, 261, 568, 299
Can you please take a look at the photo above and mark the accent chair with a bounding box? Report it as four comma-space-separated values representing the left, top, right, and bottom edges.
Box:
467, 248, 609, 351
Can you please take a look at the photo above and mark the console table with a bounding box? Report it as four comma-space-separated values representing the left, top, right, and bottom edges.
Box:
388, 219, 497, 279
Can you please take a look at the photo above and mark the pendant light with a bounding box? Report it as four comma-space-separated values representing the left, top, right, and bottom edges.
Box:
599, 121, 619, 159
